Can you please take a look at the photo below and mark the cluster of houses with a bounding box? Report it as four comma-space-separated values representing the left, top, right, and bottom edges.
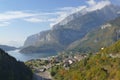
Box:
32, 53, 88, 73
53, 53, 87, 70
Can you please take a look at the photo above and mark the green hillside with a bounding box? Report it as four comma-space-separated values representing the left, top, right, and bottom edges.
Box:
100, 39, 120, 54
51, 39, 120, 80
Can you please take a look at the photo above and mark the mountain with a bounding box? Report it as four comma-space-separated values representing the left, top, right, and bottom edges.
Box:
0, 48, 33, 80
0, 45, 17, 51
21, 4, 120, 53
67, 17, 120, 53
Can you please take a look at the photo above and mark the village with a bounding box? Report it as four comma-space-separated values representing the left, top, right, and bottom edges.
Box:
26, 53, 88, 80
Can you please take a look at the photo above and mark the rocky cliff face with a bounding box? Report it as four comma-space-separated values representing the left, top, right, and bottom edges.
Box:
24, 30, 50, 47
21, 4, 120, 53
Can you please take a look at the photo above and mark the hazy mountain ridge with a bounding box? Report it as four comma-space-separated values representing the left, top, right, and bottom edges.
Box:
0, 45, 17, 51
21, 4, 120, 53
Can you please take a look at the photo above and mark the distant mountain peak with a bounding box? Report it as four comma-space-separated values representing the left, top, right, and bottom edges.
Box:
52, 1, 112, 27
53, 4, 120, 30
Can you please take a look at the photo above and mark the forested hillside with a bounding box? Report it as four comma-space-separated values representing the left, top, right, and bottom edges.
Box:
51, 40, 120, 80
0, 49, 33, 80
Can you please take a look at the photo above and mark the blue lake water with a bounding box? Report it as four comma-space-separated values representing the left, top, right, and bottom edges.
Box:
7, 50, 57, 62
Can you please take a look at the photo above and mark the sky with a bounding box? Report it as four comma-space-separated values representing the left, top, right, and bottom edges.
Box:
0, 0, 120, 47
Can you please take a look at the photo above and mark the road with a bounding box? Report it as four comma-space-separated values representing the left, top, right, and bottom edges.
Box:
33, 71, 52, 80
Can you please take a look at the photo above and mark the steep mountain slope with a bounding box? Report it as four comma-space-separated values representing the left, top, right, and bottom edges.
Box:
21, 29, 83, 53
0, 45, 17, 51
0, 49, 33, 80
68, 17, 120, 53
100, 36, 120, 54
21, 4, 120, 53
52, 40, 120, 80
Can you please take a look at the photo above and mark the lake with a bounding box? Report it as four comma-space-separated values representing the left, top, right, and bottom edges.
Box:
7, 50, 57, 62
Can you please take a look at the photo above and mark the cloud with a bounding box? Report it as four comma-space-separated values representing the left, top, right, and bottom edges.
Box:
86, 0, 111, 12
0, 11, 37, 21
0, 11, 38, 26
49, 6, 86, 27
87, 0, 96, 6
0, 0, 111, 27
0, 10, 66, 26
0, 22, 10, 27
24, 17, 46, 23
0, 10, 60, 26
0, 11, 56, 26
58, 7, 75, 11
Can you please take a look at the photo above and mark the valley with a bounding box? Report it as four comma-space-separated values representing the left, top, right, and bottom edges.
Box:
0, 0, 120, 80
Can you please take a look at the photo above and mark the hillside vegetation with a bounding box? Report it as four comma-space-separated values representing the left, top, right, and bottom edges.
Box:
51, 40, 120, 80
0, 49, 33, 80
100, 39, 120, 54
